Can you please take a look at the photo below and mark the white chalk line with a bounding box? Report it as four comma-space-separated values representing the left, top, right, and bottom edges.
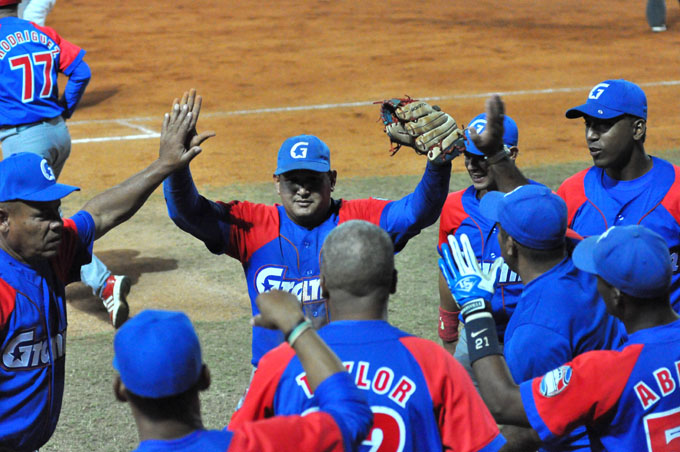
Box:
71, 80, 680, 145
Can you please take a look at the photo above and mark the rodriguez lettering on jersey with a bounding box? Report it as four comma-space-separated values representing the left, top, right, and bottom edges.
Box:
294, 360, 418, 408
2, 329, 65, 369
0, 30, 59, 59
254, 265, 322, 302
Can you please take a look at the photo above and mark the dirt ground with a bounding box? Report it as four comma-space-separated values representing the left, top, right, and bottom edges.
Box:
42, 0, 680, 335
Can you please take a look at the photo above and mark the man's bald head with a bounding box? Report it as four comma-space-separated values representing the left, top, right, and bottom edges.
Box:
321, 220, 394, 299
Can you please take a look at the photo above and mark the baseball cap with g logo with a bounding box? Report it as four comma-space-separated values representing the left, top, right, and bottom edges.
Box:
0, 152, 79, 202
274, 134, 331, 175
565, 79, 647, 120
464, 113, 519, 156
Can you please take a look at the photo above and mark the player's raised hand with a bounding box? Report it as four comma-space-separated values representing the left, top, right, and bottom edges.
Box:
252, 290, 307, 336
159, 92, 208, 170
180, 88, 216, 149
467, 94, 506, 157
438, 233, 503, 319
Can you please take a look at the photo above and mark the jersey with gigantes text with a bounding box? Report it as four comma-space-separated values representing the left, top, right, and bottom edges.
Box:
230, 320, 506, 452
0, 17, 85, 125
558, 157, 680, 312
438, 186, 523, 340
0, 211, 94, 452
521, 319, 680, 452
504, 257, 627, 451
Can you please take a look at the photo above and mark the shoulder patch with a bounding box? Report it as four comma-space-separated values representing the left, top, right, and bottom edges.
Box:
539, 365, 572, 397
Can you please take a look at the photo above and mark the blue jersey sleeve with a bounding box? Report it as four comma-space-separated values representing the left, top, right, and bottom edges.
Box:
60, 58, 90, 119
506, 325, 573, 383
313, 371, 372, 452
379, 161, 450, 251
163, 166, 231, 254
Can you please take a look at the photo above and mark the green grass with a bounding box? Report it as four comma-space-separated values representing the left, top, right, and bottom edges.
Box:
44, 150, 680, 451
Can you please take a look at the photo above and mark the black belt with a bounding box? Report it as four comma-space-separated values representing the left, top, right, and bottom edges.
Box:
1, 117, 61, 132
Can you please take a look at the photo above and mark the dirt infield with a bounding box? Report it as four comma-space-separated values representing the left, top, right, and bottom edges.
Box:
44, 0, 680, 335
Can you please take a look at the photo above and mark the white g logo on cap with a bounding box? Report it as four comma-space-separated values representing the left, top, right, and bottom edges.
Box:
40, 159, 55, 181
588, 83, 610, 100
469, 118, 487, 133
290, 142, 309, 159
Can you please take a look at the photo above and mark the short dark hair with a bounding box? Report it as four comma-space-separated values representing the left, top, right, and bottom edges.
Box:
321, 220, 394, 297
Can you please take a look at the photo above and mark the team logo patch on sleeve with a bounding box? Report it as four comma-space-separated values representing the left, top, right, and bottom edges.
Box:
539, 365, 572, 397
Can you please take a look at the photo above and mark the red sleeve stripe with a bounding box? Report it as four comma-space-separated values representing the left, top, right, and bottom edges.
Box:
0, 277, 17, 329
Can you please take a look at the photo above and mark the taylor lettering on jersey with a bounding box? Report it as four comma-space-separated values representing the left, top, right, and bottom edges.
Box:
294, 361, 417, 408
0, 30, 60, 60
634, 362, 680, 410
2, 328, 65, 369
254, 265, 322, 303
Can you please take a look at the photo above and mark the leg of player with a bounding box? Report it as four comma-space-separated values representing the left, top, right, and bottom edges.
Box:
646, 0, 667, 32
81, 257, 131, 329
20, 0, 57, 26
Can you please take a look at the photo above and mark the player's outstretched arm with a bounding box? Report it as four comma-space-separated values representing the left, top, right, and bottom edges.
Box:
468, 95, 529, 193
83, 90, 212, 240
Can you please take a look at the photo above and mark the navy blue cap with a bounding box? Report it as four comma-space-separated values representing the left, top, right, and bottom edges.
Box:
274, 135, 331, 175
480, 185, 567, 250
113, 310, 203, 398
566, 79, 647, 120
0, 153, 79, 202
464, 113, 519, 156
572, 225, 671, 298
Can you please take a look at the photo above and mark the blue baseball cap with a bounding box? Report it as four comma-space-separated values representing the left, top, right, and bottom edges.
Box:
464, 113, 519, 156
274, 135, 331, 175
480, 185, 567, 250
572, 225, 671, 298
0, 153, 79, 202
566, 79, 647, 120
113, 310, 203, 398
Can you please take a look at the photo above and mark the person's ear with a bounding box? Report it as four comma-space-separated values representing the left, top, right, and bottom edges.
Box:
329, 170, 337, 192
390, 269, 398, 295
273, 175, 281, 195
632, 118, 646, 141
507, 146, 519, 161
113, 375, 128, 403
197, 364, 211, 392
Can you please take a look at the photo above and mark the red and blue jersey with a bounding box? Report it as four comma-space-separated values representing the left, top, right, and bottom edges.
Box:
0, 211, 94, 452
164, 163, 450, 366
135, 372, 371, 452
230, 320, 506, 452
558, 157, 680, 312
520, 319, 680, 452
0, 17, 87, 125
505, 257, 627, 451
438, 185, 526, 340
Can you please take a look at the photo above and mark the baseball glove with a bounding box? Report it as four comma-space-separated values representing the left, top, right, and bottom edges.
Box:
378, 96, 465, 165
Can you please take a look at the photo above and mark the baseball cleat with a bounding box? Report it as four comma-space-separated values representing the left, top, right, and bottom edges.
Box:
101, 275, 131, 329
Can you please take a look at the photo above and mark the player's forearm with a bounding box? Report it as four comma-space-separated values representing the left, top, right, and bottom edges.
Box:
84, 158, 177, 239
465, 313, 529, 426
487, 157, 529, 193
408, 161, 451, 226
61, 59, 91, 118
291, 327, 346, 391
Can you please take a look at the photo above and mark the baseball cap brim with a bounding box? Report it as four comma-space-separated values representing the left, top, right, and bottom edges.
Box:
478, 191, 505, 222
463, 129, 484, 156
571, 235, 600, 275
275, 161, 330, 175
565, 103, 625, 120
14, 183, 80, 202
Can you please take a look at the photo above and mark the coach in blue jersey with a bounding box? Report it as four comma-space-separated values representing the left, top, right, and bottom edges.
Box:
230, 220, 505, 452
164, 110, 452, 367
441, 224, 680, 451
115, 303, 371, 452
0, 0, 133, 328
0, 92, 209, 452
